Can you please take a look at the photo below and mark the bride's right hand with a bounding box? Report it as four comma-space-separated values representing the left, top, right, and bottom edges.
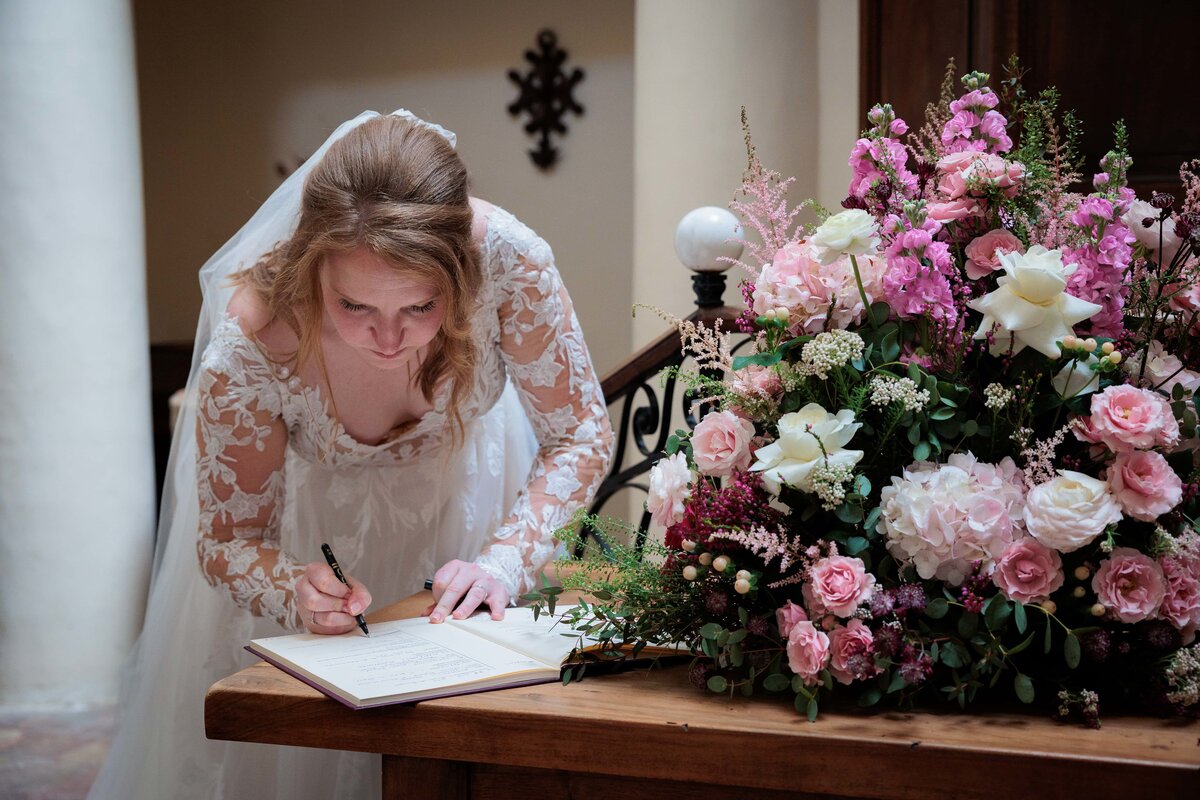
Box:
296, 562, 372, 634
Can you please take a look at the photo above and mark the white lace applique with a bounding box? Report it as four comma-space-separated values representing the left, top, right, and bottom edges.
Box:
472, 208, 614, 597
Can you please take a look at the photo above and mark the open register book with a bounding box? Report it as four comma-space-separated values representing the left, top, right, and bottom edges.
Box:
247, 607, 679, 709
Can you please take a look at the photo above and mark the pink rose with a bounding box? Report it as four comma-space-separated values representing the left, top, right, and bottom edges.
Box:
691, 410, 756, 478
785, 621, 830, 686
1159, 556, 1200, 644
803, 555, 875, 618
964, 229, 1024, 280
991, 537, 1064, 604
1092, 547, 1167, 623
1107, 450, 1183, 521
1085, 385, 1181, 453
927, 199, 983, 223
827, 619, 878, 685
775, 600, 808, 639
730, 364, 783, 400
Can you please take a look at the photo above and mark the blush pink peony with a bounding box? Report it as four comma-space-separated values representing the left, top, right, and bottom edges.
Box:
827, 619, 878, 685
646, 452, 693, 528
776, 600, 808, 639
1106, 450, 1183, 522
785, 620, 831, 687
1159, 556, 1200, 644
803, 555, 876, 618
1092, 547, 1167, 623
964, 229, 1024, 280
691, 410, 756, 478
991, 537, 1064, 604
1083, 385, 1181, 453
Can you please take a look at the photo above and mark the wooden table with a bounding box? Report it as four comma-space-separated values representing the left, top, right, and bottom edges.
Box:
206, 593, 1200, 800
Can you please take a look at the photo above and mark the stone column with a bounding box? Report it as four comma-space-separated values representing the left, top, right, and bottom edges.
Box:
0, 0, 155, 708
632, 0, 859, 346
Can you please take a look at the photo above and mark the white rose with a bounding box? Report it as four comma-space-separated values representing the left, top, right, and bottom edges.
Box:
646, 452, 693, 528
1051, 354, 1100, 400
1122, 198, 1180, 265
750, 403, 863, 494
808, 209, 880, 265
968, 246, 1102, 359
1023, 470, 1122, 553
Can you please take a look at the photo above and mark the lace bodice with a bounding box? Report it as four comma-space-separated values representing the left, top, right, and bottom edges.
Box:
195, 206, 613, 630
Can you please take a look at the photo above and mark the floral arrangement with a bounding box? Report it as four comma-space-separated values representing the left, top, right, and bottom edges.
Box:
533, 64, 1200, 725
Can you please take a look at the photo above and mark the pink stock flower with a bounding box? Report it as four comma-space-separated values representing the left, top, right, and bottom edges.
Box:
828, 620, 878, 685
776, 600, 808, 639
964, 229, 1024, 280
1092, 547, 1167, 624
1106, 450, 1184, 521
1083, 385, 1181, 453
804, 555, 876, 618
991, 537, 1064, 604
691, 410, 756, 478
785, 621, 831, 686
1159, 556, 1200, 644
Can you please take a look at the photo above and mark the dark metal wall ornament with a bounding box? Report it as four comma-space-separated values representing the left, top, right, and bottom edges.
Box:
506, 29, 585, 170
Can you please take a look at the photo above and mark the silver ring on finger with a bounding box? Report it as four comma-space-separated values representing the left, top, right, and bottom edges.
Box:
471, 582, 488, 594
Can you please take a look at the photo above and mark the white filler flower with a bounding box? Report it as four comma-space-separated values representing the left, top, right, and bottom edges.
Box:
750, 403, 864, 495
808, 209, 881, 265
968, 245, 1101, 359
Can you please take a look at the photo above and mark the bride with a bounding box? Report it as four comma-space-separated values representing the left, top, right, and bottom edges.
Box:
87, 110, 613, 799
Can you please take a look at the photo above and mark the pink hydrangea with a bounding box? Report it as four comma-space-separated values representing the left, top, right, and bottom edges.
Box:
1159, 555, 1200, 644
776, 600, 808, 639
691, 410, 756, 478
827, 620, 878, 685
785, 620, 830, 687
991, 537, 1064, 604
1092, 547, 1167, 624
1106, 450, 1184, 521
751, 241, 884, 333
803, 555, 876, 618
1082, 385, 1181, 453
879, 453, 1026, 585
964, 229, 1024, 280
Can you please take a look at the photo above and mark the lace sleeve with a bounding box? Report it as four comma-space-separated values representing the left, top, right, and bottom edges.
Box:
473, 232, 614, 597
195, 332, 305, 631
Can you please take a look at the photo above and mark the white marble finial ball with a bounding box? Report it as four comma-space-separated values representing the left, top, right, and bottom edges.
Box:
674, 206, 744, 273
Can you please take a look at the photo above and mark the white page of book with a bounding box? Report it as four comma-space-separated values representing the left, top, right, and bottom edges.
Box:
256, 617, 552, 701
451, 606, 585, 666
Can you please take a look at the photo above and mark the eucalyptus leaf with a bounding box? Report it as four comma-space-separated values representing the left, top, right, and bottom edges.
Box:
727, 629, 748, 644
984, 598, 1012, 630
707, 675, 728, 693
887, 670, 908, 694
763, 673, 790, 692
1013, 602, 1027, 634
1013, 673, 1034, 704
1064, 632, 1081, 669
806, 697, 819, 722
844, 536, 870, 556
858, 686, 882, 707
961, 419, 979, 437
913, 441, 931, 461
700, 623, 723, 640
1006, 631, 1035, 658
925, 597, 949, 619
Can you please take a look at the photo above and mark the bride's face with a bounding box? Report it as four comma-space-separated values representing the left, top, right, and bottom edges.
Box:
319, 247, 446, 370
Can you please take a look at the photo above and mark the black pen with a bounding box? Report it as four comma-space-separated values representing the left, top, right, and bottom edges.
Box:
321, 543, 370, 637
423, 579, 434, 591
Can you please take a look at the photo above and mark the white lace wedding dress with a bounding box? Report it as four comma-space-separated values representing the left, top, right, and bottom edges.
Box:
86, 204, 613, 799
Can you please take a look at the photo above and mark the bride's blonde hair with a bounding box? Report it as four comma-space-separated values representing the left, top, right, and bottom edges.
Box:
233, 114, 482, 440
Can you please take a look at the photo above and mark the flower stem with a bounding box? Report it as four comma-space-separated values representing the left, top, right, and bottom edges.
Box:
850, 254, 878, 329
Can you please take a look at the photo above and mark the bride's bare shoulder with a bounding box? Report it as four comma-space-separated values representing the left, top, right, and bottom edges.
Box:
226, 287, 295, 352
469, 196, 496, 243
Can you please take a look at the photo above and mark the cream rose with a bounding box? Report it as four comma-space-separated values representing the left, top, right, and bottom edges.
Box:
750, 403, 863, 495
808, 209, 880, 265
968, 246, 1102, 359
1023, 470, 1122, 553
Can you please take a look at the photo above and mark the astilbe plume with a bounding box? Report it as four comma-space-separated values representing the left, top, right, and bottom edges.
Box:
913, 59, 960, 162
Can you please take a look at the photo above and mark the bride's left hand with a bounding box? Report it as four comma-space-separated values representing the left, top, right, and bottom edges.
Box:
423, 560, 508, 623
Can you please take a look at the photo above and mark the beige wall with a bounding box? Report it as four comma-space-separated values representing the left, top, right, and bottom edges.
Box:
135, 0, 634, 374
